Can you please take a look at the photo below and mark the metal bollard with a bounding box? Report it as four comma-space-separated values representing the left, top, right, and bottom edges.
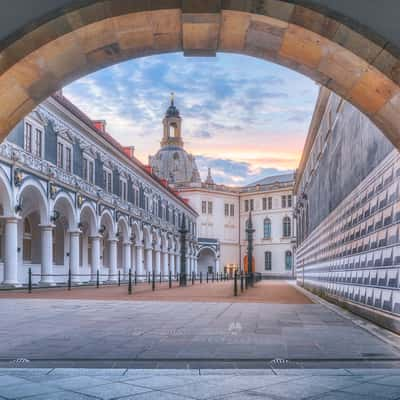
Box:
245, 274, 248, 290
28, 267, 32, 293
192, 272, 195, 285
160, 272, 162, 284
134, 270, 137, 285
148, 272, 151, 284
234, 271, 238, 296
206, 272, 208, 283
240, 273, 244, 292
68, 268, 72, 291
212, 273, 214, 283
169, 271, 172, 288
118, 270, 121, 286
128, 269, 132, 295
96, 270, 100, 288
152, 272, 155, 291
200, 272, 202, 284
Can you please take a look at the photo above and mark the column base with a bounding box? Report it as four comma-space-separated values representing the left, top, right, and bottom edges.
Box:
38, 280, 56, 287
1, 281, 22, 288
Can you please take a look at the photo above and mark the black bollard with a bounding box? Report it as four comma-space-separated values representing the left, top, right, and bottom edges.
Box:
128, 269, 132, 295
152, 272, 155, 291
234, 271, 238, 296
212, 273, 214, 283
240, 273, 244, 292
96, 270, 100, 288
206, 272, 208, 283
134, 270, 137, 285
169, 271, 172, 288
160, 272, 162, 284
68, 268, 72, 291
192, 272, 195, 285
245, 274, 248, 289
200, 272, 202, 284
28, 267, 32, 293
148, 272, 151, 284
118, 270, 121, 286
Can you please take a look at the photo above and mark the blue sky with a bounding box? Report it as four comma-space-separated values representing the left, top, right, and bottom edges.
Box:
64, 53, 319, 185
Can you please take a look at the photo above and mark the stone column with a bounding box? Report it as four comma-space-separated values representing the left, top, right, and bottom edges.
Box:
39, 224, 55, 285
175, 253, 180, 275
145, 247, 152, 275
69, 230, 81, 283
194, 256, 198, 275
216, 257, 220, 274
3, 217, 20, 286
162, 250, 169, 276
155, 249, 161, 275
90, 235, 101, 282
131, 244, 136, 274
108, 238, 118, 282
123, 241, 131, 279
136, 244, 143, 277
169, 252, 175, 274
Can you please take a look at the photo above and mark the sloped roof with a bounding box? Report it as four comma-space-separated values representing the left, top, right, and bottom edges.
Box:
246, 172, 294, 187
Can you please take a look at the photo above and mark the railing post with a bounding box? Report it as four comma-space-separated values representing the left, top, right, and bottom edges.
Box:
152, 271, 155, 291
134, 270, 137, 285
128, 269, 132, 295
160, 272, 162, 284
148, 272, 151, 284
240, 272, 244, 292
245, 274, 248, 290
192, 272, 194, 285
206, 272, 208, 283
200, 272, 202, 284
169, 271, 172, 288
118, 270, 121, 286
234, 270, 238, 296
68, 268, 72, 291
28, 267, 32, 294
96, 270, 100, 288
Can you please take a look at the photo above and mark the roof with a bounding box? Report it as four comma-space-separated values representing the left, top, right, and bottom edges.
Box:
246, 172, 295, 187
50, 92, 197, 215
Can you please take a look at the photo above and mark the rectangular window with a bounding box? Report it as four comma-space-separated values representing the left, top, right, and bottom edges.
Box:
250, 199, 254, 211
230, 204, 234, 217
24, 122, 32, 153
281, 195, 287, 208
202, 201, 207, 214
265, 251, 272, 271
245, 200, 249, 212
57, 142, 64, 168
82, 158, 88, 181
268, 197, 272, 210
287, 194, 292, 208
88, 161, 94, 184
65, 147, 72, 173
208, 201, 213, 215
34, 129, 42, 158
224, 204, 229, 217
107, 172, 112, 193
262, 198, 267, 210
121, 180, 127, 201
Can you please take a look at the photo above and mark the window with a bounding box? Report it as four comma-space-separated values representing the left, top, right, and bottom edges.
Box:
245, 200, 249, 212
34, 128, 42, 158
263, 218, 271, 239
283, 216, 291, 237
262, 198, 267, 210
268, 197, 272, 210
250, 199, 254, 211
57, 142, 64, 168
65, 147, 72, 173
287, 195, 292, 208
264, 251, 272, 270
285, 251, 292, 270
202, 201, 207, 214
103, 169, 112, 193
82, 158, 88, 181
282, 195, 287, 208
121, 179, 127, 201
88, 160, 94, 184
24, 122, 32, 153
208, 201, 213, 215
230, 204, 234, 217
224, 203, 229, 217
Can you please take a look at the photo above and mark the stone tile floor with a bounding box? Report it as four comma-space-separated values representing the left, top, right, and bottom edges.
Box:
0, 368, 400, 399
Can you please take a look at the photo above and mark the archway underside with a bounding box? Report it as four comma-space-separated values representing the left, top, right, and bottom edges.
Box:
1, 2, 400, 184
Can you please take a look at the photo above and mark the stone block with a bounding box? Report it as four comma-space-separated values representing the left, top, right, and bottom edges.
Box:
219, 11, 250, 52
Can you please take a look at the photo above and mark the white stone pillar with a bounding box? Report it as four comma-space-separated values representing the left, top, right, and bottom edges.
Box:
108, 238, 118, 282
163, 251, 169, 276
123, 241, 132, 279
145, 247, 152, 275
175, 253, 180, 276
3, 217, 20, 286
155, 249, 161, 275
169, 252, 174, 275
90, 236, 101, 282
194, 256, 198, 275
136, 244, 143, 277
39, 224, 55, 285
216, 257, 220, 274
69, 230, 81, 283
131, 244, 136, 274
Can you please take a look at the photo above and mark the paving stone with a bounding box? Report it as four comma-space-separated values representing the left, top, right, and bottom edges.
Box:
0, 375, 31, 387
76, 382, 152, 399
0, 382, 57, 399
340, 382, 400, 399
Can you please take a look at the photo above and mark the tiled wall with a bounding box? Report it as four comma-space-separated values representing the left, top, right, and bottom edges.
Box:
296, 150, 400, 316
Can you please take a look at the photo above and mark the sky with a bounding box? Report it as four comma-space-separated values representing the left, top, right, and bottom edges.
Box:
64, 53, 319, 186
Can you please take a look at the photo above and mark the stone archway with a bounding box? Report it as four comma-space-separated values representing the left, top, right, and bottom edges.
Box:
197, 247, 217, 275
0, 1, 399, 168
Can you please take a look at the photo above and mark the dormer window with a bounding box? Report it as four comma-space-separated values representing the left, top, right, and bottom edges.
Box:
24, 120, 43, 158
83, 155, 94, 184
57, 137, 73, 173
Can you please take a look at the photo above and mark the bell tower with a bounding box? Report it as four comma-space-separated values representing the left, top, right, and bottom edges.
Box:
161, 93, 183, 148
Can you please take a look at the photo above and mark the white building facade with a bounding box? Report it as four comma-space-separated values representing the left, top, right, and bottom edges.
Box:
0, 92, 198, 287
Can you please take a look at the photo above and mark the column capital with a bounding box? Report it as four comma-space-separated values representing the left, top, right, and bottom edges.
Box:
123, 241, 132, 246
89, 235, 102, 240
68, 229, 82, 235
0, 216, 21, 223
108, 237, 118, 243
135, 243, 144, 249
39, 223, 56, 230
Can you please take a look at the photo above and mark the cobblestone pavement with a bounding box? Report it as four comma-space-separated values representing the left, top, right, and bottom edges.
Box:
0, 368, 400, 399
0, 297, 399, 362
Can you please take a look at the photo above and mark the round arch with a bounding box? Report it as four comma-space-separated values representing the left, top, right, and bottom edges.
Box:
99, 209, 115, 239
0, 167, 13, 216
131, 221, 142, 246
116, 216, 130, 242
52, 191, 77, 230
18, 179, 48, 224
78, 202, 98, 237
197, 246, 217, 275
0, 2, 399, 164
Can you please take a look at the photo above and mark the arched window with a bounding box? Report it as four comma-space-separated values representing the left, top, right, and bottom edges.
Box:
264, 251, 272, 270
263, 218, 271, 239
283, 216, 291, 237
285, 251, 292, 270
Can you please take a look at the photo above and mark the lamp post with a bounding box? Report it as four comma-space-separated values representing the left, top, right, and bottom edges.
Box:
179, 214, 188, 287
246, 211, 255, 287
